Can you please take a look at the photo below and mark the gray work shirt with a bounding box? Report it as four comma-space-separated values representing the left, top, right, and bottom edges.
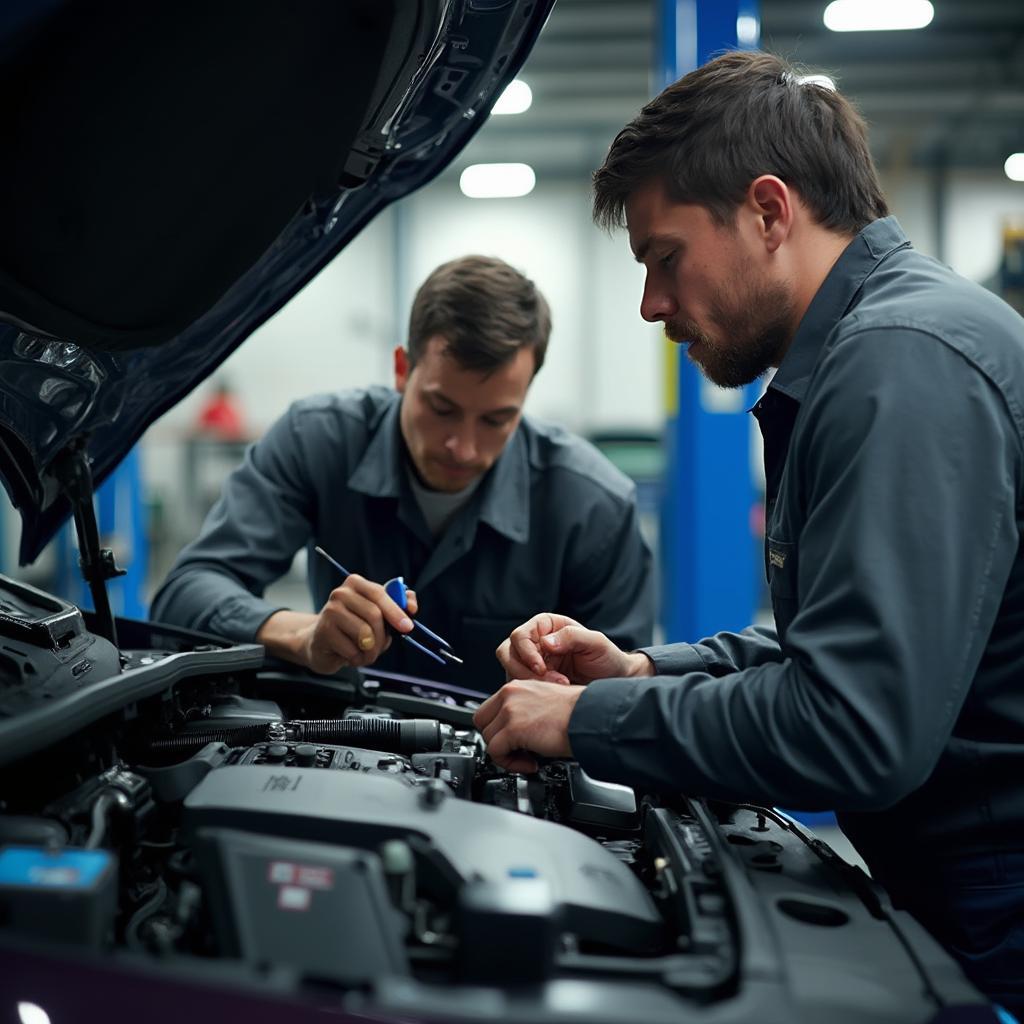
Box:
570, 217, 1024, 880
151, 387, 653, 692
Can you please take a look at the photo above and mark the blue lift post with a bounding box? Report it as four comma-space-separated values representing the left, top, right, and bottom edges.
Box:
657, 0, 760, 645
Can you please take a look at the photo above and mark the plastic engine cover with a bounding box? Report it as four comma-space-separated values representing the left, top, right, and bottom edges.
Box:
182, 764, 663, 951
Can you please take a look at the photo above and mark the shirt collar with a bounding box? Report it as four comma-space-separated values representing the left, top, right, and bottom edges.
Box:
347, 392, 530, 544
769, 216, 911, 403
347, 393, 403, 498
476, 425, 530, 544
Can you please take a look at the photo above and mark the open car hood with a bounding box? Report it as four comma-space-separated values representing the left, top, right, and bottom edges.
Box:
0, 0, 552, 565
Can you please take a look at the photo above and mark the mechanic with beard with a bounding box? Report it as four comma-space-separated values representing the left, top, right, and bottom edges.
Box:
151, 255, 653, 692
474, 52, 1024, 1012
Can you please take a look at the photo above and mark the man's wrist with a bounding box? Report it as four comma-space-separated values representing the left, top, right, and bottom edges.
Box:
256, 609, 314, 665
625, 650, 656, 678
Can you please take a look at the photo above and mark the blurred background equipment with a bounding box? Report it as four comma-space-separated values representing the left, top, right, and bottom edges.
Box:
999, 219, 1024, 315
195, 379, 247, 442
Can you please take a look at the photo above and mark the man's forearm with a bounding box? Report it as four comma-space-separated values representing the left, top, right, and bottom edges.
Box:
638, 625, 782, 679
256, 609, 316, 667
151, 566, 286, 642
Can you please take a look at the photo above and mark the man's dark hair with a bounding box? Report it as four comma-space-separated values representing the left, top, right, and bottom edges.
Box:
407, 255, 551, 375
593, 50, 888, 235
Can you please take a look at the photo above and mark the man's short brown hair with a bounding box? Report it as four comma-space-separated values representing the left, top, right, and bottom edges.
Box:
593, 50, 888, 235
407, 255, 551, 375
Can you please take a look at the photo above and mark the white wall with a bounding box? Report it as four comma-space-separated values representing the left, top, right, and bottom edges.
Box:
150, 211, 397, 440
882, 168, 1024, 281
141, 212, 397, 504
402, 175, 662, 434
944, 173, 1024, 283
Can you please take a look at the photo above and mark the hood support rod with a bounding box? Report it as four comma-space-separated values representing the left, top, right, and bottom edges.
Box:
53, 439, 126, 648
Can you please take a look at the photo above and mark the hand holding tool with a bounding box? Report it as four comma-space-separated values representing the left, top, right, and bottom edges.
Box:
314, 546, 463, 667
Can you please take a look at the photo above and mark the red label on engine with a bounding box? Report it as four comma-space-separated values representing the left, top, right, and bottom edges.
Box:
267, 860, 334, 891
296, 865, 334, 890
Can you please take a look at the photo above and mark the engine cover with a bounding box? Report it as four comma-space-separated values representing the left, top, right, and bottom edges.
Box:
182, 764, 663, 951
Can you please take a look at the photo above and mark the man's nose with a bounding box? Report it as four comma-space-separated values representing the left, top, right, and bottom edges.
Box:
445, 426, 477, 462
640, 276, 676, 323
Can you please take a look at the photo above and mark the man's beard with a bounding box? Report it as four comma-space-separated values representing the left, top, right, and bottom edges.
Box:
666, 278, 794, 389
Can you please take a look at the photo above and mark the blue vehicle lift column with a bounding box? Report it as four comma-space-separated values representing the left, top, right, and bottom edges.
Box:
657, 0, 760, 644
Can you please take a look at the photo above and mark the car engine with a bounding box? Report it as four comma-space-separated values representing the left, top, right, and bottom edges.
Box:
0, 576, 986, 1022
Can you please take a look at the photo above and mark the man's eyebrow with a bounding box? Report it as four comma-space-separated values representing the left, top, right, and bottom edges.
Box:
429, 389, 519, 418
426, 389, 459, 408
633, 234, 679, 263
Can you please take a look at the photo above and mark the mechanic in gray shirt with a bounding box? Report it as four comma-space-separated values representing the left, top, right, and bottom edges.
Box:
476, 53, 1024, 1011
151, 255, 653, 693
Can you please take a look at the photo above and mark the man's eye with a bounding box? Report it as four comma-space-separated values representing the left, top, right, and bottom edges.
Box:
483, 417, 511, 429
430, 404, 455, 417
659, 251, 676, 268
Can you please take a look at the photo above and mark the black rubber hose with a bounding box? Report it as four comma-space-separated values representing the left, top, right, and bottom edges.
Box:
290, 718, 443, 753
125, 878, 168, 952
146, 718, 443, 756
147, 724, 269, 753
84, 788, 131, 849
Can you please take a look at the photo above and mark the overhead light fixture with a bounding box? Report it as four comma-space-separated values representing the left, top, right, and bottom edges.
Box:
736, 15, 760, 46
459, 163, 536, 199
823, 0, 934, 31
1006, 153, 1024, 183
492, 79, 532, 115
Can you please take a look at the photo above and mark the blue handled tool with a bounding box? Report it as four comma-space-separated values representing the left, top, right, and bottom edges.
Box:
314, 546, 463, 667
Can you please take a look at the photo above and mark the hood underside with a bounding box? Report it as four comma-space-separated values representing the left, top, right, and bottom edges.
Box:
0, 0, 552, 564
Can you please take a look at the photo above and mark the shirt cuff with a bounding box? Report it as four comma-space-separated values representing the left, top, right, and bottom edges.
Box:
208, 594, 288, 643
568, 676, 641, 780
637, 643, 708, 676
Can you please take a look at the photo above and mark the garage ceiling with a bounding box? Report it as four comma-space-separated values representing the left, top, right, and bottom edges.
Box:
455, 0, 1024, 179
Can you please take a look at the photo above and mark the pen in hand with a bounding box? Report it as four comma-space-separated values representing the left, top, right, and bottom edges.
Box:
314, 546, 462, 667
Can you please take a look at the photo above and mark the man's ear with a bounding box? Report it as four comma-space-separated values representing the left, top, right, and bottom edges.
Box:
394, 346, 410, 393
747, 175, 793, 255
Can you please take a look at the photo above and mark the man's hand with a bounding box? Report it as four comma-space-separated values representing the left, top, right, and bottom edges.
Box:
497, 612, 654, 686
257, 575, 417, 674
473, 679, 586, 773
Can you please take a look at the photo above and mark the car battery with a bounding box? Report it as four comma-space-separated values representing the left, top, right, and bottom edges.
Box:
0, 845, 117, 947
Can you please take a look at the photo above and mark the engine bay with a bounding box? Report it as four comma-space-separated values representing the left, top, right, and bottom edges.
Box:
0, 575, 985, 1022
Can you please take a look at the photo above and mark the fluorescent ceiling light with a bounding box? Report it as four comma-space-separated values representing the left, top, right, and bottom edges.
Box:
736, 15, 759, 46
824, 0, 934, 31
459, 163, 536, 199
1006, 153, 1024, 182
492, 79, 532, 115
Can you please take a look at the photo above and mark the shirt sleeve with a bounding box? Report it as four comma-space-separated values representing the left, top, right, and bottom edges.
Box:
569, 329, 1022, 810
149, 405, 317, 640
558, 487, 655, 652
640, 624, 782, 676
